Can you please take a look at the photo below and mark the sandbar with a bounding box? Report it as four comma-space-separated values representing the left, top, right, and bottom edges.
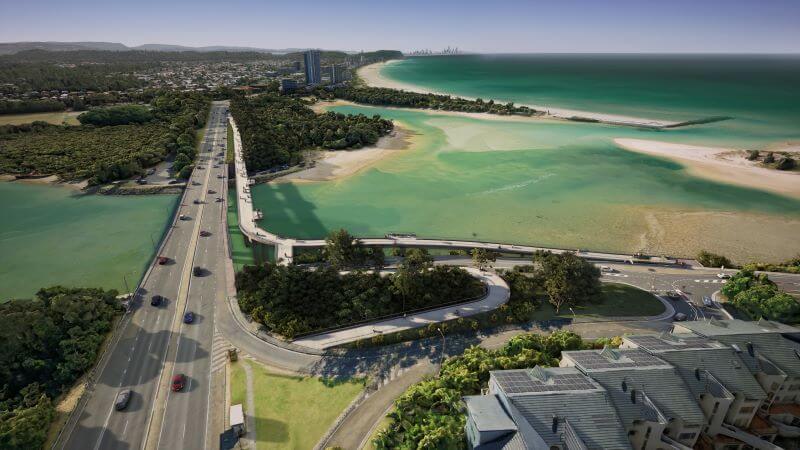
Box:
614, 138, 800, 199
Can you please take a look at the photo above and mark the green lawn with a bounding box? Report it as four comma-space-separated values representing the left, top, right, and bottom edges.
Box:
0, 111, 80, 126
529, 282, 665, 320
226, 123, 235, 164
227, 189, 257, 270
230, 361, 366, 450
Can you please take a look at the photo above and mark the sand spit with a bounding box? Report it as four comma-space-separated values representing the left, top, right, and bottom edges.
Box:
614, 138, 800, 199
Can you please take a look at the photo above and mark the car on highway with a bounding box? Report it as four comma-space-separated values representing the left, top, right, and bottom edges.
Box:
717, 272, 731, 279
115, 389, 132, 410
600, 265, 616, 273
215, 197, 223, 203
192, 181, 201, 186
183, 311, 194, 324
171, 374, 186, 392
151, 295, 163, 306
193, 199, 202, 204
208, 189, 216, 194
703, 296, 714, 307
673, 312, 688, 322
179, 214, 190, 220
193, 266, 204, 276
199, 230, 211, 237
157, 256, 170, 265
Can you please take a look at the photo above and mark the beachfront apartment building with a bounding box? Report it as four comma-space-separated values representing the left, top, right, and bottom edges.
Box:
621, 333, 779, 448
464, 320, 800, 450
674, 319, 800, 436
560, 347, 706, 449
304, 49, 321, 85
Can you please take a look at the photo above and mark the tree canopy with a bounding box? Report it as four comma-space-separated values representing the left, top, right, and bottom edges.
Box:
0, 286, 121, 450
373, 331, 597, 449
722, 269, 800, 323
0, 91, 208, 184
532, 251, 602, 313
229, 93, 393, 172
77, 104, 154, 126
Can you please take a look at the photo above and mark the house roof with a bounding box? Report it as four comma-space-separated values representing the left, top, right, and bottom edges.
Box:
464, 395, 518, 433
675, 319, 798, 337
489, 368, 632, 450
625, 334, 767, 401
563, 349, 706, 426
676, 321, 800, 377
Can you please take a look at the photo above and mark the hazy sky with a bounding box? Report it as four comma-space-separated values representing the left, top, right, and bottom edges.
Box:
2, 0, 799, 53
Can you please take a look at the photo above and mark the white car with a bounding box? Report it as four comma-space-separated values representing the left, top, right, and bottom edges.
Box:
600, 265, 616, 273
717, 272, 731, 279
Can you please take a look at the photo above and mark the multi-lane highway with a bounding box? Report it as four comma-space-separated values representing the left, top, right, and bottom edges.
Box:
60, 101, 230, 450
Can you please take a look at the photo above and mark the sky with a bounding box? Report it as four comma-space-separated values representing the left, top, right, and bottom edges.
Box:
1, 0, 799, 53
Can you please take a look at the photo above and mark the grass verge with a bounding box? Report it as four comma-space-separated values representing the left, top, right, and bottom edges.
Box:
230, 360, 365, 450
0, 110, 81, 126
226, 189, 257, 270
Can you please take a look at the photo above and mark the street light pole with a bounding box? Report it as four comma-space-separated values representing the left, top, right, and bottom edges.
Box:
122, 274, 130, 295
437, 327, 446, 364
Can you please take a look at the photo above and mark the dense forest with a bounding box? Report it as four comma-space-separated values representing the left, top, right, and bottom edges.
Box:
236, 262, 484, 338
77, 104, 154, 126
374, 331, 611, 448
230, 93, 393, 172
0, 287, 122, 450
328, 86, 539, 116
0, 91, 209, 184
0, 99, 66, 114
0, 61, 146, 94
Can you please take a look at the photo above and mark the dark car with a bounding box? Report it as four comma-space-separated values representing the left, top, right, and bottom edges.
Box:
183, 311, 194, 324
115, 389, 132, 410
157, 256, 170, 265
193, 199, 202, 204
207, 189, 216, 194
151, 295, 163, 306
193, 266, 204, 277
171, 374, 186, 392
199, 230, 211, 237
215, 197, 223, 203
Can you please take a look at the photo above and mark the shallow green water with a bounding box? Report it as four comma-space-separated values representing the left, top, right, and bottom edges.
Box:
0, 182, 177, 300
382, 54, 800, 142
252, 105, 800, 254
253, 56, 800, 260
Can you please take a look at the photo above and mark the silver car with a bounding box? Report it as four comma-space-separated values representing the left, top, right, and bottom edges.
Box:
115, 389, 132, 410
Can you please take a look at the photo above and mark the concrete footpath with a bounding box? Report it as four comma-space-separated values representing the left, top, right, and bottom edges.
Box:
292, 268, 510, 349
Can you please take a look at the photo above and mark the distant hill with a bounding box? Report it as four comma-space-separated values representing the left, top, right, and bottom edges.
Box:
0, 41, 337, 55
0, 41, 129, 55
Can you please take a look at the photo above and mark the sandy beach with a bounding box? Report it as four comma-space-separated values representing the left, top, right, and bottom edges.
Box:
614, 138, 800, 199
357, 61, 680, 128
0, 174, 88, 190
272, 124, 415, 183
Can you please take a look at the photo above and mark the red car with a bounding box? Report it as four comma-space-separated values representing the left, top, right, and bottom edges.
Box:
171, 374, 186, 392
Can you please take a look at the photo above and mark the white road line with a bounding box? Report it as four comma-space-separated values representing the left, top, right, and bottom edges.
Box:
122, 419, 129, 435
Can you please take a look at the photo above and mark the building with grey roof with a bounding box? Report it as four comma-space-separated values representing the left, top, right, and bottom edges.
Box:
561, 347, 706, 449
622, 333, 782, 449
464, 366, 632, 450
674, 320, 800, 410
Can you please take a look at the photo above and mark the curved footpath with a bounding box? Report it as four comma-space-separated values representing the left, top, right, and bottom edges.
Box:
292, 268, 509, 349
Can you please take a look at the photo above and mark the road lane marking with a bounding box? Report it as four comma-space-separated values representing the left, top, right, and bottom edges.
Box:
146, 105, 222, 450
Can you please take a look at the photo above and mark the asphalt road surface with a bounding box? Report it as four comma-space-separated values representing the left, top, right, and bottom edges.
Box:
60, 102, 229, 450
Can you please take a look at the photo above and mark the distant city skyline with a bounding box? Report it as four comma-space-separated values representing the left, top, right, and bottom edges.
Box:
1, 0, 799, 53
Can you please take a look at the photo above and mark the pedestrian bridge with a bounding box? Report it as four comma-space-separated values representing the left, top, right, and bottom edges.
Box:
229, 118, 676, 266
